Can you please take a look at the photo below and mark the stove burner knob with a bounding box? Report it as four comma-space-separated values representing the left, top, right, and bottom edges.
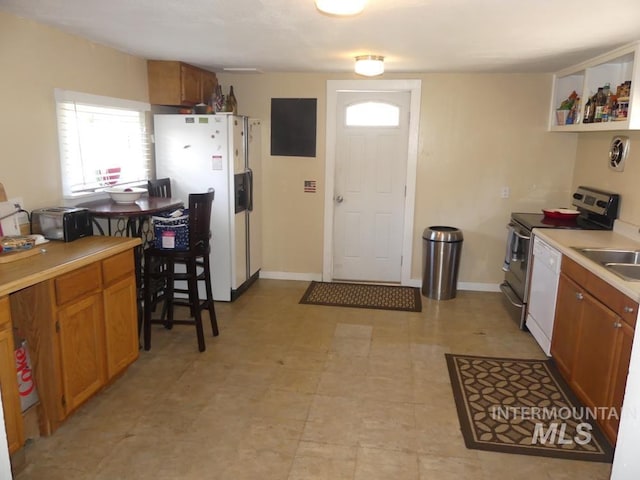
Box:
596, 200, 608, 208
573, 193, 583, 200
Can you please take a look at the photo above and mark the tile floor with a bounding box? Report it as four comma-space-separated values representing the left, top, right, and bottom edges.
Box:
15, 280, 613, 479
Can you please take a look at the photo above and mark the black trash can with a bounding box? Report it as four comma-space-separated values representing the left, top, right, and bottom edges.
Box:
422, 226, 463, 300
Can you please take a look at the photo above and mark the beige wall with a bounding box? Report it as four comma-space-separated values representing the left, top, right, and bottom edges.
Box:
219, 72, 579, 285
0, 12, 148, 210
2, 11, 581, 287
572, 131, 640, 225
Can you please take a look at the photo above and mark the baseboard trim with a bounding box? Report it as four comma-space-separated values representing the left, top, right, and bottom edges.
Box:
260, 272, 500, 292
259, 271, 323, 282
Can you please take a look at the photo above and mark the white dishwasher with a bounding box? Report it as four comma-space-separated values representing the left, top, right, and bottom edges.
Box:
526, 235, 562, 356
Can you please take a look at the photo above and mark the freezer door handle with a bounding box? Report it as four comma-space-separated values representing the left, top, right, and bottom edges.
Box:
247, 168, 254, 212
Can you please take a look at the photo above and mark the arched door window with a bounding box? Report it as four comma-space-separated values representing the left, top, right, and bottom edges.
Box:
345, 101, 400, 127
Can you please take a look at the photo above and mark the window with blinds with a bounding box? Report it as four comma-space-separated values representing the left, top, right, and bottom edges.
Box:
55, 89, 152, 197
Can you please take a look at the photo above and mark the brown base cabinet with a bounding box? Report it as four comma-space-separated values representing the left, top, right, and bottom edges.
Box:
57, 292, 106, 415
551, 256, 638, 445
102, 253, 138, 379
9, 249, 139, 436
0, 297, 24, 454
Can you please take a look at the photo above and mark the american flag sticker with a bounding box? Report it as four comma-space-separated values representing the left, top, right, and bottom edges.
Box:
304, 180, 317, 193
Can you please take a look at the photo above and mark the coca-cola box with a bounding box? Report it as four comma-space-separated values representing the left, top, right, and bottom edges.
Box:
15, 340, 38, 412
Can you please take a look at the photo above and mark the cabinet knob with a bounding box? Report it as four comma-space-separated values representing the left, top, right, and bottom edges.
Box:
613, 321, 623, 328
575, 292, 584, 300
623, 306, 635, 313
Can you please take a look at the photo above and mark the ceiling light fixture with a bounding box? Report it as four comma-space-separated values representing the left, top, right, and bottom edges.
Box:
315, 0, 366, 16
354, 55, 384, 77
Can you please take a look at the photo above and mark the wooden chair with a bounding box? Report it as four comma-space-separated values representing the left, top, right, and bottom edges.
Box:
147, 178, 172, 198
144, 177, 173, 322
143, 190, 218, 352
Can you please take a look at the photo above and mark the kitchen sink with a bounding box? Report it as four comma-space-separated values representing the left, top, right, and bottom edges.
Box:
573, 247, 640, 282
575, 248, 640, 265
604, 263, 640, 281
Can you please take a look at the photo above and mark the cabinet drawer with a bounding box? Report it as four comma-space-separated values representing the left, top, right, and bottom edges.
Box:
55, 263, 101, 306
586, 272, 638, 328
102, 250, 134, 286
562, 255, 638, 327
561, 256, 589, 285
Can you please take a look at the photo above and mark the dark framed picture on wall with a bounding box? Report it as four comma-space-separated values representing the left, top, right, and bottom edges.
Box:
270, 98, 317, 157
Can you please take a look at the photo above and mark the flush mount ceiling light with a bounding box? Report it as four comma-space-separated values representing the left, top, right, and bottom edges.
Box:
315, 0, 366, 16
354, 55, 384, 77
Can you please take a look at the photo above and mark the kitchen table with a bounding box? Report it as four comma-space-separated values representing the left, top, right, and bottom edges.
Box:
78, 196, 184, 239
78, 196, 185, 332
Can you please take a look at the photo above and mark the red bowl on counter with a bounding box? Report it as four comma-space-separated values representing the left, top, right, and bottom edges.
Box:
542, 208, 580, 219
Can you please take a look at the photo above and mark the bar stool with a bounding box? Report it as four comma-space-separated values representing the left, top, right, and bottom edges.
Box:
143, 190, 219, 352
145, 177, 173, 318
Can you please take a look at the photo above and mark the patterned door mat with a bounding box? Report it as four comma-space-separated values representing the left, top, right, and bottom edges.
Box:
445, 354, 614, 463
299, 281, 422, 312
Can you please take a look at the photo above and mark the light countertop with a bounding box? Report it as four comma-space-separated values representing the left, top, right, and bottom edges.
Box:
533, 225, 640, 302
0, 236, 141, 297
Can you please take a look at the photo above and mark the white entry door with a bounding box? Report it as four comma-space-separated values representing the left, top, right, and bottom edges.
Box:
332, 91, 411, 283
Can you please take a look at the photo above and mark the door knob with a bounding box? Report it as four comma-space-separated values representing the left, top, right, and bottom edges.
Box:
336, 195, 344, 203
575, 292, 583, 300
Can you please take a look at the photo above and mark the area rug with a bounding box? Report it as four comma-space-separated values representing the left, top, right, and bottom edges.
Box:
445, 353, 614, 462
299, 281, 422, 312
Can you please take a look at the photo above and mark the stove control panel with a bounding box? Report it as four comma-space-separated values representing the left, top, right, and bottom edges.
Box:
572, 186, 619, 218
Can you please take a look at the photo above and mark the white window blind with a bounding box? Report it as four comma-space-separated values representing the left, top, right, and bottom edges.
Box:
55, 89, 152, 196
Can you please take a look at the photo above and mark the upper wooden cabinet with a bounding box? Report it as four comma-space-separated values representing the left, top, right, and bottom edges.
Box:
147, 60, 218, 107
549, 41, 640, 131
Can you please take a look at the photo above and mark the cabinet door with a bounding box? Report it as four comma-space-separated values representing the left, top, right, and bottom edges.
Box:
550, 273, 582, 378
604, 320, 634, 444
180, 64, 201, 106
570, 291, 618, 410
103, 275, 139, 379
0, 298, 24, 454
201, 72, 217, 105
57, 293, 106, 415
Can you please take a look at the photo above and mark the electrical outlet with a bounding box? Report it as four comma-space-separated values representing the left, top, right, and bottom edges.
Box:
500, 187, 510, 199
8, 196, 23, 209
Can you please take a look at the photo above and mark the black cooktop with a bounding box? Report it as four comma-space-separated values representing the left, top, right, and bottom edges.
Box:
511, 186, 620, 232
511, 212, 608, 231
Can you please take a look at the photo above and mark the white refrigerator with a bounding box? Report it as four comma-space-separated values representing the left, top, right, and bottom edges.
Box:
153, 114, 262, 301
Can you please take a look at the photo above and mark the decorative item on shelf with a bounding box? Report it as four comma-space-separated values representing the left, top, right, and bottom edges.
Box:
612, 81, 631, 121
594, 86, 607, 122
212, 84, 225, 113
583, 81, 632, 123
556, 90, 579, 125
583, 95, 594, 123
225, 86, 238, 115
615, 97, 630, 121
194, 103, 208, 114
